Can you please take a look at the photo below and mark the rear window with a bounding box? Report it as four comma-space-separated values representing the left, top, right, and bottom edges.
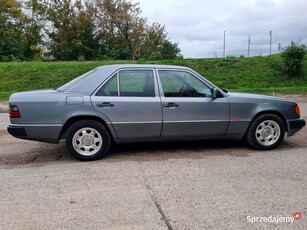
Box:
56, 69, 96, 92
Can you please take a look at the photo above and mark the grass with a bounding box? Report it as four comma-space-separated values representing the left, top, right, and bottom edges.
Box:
1, 55, 307, 100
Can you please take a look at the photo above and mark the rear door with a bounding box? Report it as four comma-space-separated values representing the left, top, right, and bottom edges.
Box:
91, 69, 162, 140
157, 69, 230, 138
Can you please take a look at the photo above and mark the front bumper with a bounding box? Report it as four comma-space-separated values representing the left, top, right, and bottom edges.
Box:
287, 118, 306, 136
7, 124, 62, 143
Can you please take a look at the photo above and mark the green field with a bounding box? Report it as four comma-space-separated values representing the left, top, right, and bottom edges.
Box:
1, 55, 307, 100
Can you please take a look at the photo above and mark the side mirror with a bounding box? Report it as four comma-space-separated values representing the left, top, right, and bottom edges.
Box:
211, 88, 218, 99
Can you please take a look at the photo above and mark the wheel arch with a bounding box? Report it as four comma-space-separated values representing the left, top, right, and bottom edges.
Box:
59, 115, 116, 141
244, 110, 288, 138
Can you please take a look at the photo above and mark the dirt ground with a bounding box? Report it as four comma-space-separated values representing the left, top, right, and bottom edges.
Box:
276, 94, 307, 103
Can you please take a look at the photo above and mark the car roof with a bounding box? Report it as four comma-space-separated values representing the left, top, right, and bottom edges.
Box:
66, 64, 195, 94
95, 64, 192, 71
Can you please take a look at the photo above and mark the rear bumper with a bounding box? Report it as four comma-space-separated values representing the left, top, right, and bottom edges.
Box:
7, 126, 27, 137
287, 118, 306, 136
7, 124, 63, 143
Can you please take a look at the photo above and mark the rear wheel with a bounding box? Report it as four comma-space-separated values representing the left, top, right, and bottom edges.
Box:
66, 120, 110, 161
246, 114, 285, 150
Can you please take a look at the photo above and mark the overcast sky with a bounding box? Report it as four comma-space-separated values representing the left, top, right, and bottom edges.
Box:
134, 0, 307, 58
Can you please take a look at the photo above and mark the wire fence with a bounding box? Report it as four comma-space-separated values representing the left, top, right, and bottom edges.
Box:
182, 35, 307, 58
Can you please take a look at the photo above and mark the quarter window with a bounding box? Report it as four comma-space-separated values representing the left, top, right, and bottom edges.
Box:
159, 70, 212, 98
96, 74, 118, 96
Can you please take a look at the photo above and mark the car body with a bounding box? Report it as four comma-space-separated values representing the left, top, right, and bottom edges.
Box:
7, 64, 305, 160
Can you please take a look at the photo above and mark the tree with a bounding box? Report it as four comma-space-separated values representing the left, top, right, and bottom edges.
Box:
157, 40, 181, 60
0, 0, 24, 61
281, 42, 307, 77
141, 23, 166, 60
45, 0, 99, 60
73, 0, 100, 60
45, 0, 76, 60
92, 0, 181, 60
0, 0, 181, 61
22, 0, 45, 60
92, 0, 146, 59
0, 0, 45, 61
141, 24, 181, 60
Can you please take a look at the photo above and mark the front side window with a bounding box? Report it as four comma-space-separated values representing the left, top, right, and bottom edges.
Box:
158, 70, 212, 98
96, 70, 155, 97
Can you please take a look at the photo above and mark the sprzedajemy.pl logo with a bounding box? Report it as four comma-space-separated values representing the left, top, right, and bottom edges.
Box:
247, 212, 301, 224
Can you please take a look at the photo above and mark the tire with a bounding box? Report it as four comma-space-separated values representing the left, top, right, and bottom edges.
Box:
65, 120, 111, 161
246, 113, 285, 150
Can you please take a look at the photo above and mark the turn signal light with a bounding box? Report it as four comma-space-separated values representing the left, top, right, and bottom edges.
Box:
294, 104, 300, 117
9, 105, 21, 118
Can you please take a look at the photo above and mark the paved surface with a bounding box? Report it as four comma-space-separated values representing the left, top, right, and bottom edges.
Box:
0, 113, 9, 129
299, 103, 307, 117
0, 101, 8, 113
0, 102, 306, 229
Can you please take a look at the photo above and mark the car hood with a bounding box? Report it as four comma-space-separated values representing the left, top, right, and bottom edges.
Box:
227, 92, 293, 102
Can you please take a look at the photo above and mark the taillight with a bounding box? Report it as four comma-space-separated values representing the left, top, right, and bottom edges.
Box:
294, 104, 301, 117
9, 105, 21, 118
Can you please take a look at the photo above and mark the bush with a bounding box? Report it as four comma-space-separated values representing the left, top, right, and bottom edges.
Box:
281, 42, 306, 77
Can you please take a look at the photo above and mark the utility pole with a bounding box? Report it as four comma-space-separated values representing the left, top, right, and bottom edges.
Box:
223, 31, 226, 58
248, 37, 251, 57
269, 31, 272, 55
278, 43, 281, 52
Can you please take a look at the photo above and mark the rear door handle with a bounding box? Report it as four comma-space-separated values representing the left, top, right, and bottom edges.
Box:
163, 102, 179, 108
97, 102, 114, 107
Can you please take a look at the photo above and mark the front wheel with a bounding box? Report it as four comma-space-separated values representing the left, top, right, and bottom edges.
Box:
246, 114, 285, 150
65, 120, 111, 161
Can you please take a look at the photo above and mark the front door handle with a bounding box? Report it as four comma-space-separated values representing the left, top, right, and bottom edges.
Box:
97, 102, 114, 107
163, 102, 179, 108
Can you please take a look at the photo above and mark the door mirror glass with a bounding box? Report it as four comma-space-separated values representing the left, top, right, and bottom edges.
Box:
211, 88, 219, 99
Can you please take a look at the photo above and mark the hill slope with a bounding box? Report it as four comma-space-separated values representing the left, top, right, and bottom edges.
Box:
1, 55, 307, 100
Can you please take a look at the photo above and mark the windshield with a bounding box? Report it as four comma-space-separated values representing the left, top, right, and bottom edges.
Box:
56, 69, 96, 92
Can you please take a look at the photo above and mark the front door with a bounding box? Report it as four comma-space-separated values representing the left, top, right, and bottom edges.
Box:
91, 69, 162, 140
157, 70, 230, 138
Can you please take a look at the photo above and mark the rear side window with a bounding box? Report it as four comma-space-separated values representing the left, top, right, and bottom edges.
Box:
96, 70, 155, 97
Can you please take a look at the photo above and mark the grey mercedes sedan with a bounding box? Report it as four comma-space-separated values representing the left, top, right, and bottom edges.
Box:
7, 64, 305, 161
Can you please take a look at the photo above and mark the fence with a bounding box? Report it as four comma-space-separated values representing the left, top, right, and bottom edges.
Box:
181, 35, 306, 58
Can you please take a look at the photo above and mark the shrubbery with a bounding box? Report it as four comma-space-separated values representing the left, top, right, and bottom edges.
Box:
281, 42, 306, 77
